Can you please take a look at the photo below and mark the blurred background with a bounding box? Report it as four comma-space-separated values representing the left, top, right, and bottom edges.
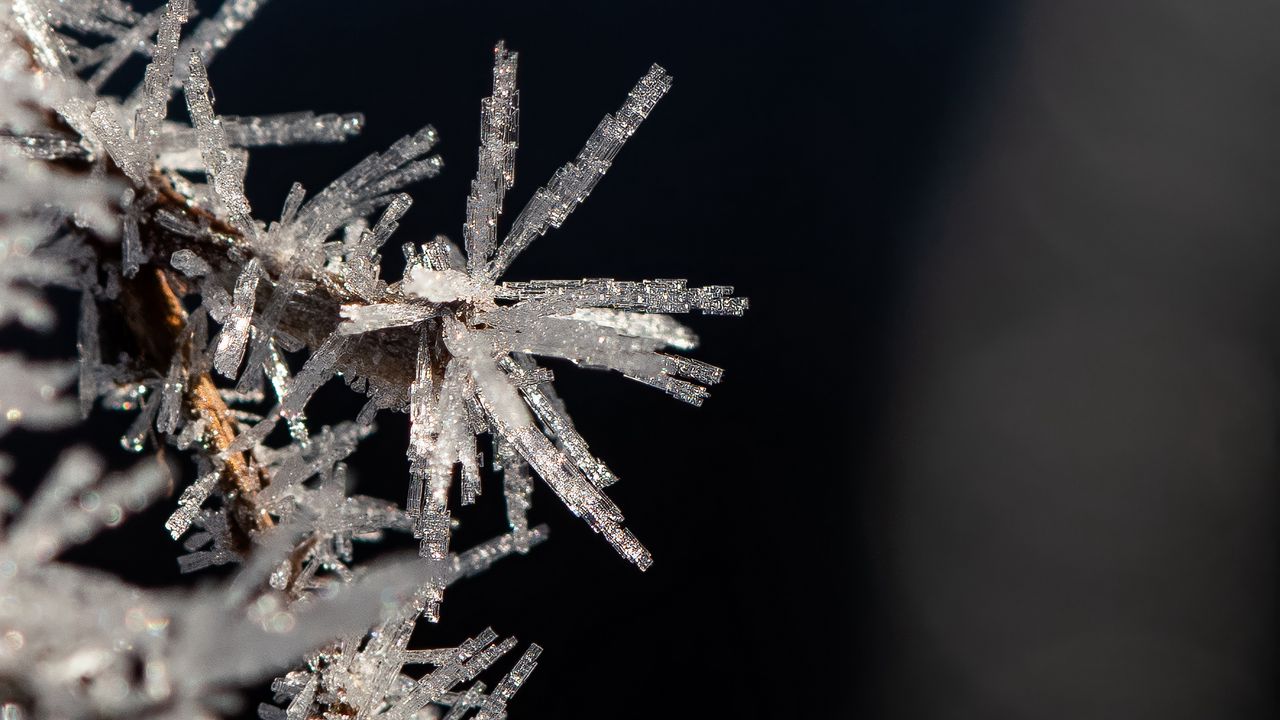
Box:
7, 0, 1280, 717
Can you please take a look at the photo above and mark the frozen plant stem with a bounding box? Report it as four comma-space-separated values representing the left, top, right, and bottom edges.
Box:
119, 264, 274, 537
0, 2, 746, 717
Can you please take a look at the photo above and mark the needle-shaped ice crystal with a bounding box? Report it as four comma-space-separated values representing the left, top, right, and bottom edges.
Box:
484, 64, 672, 279
464, 41, 519, 276
184, 50, 260, 242
214, 257, 261, 378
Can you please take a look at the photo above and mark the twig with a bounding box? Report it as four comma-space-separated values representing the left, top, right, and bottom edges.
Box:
120, 265, 274, 538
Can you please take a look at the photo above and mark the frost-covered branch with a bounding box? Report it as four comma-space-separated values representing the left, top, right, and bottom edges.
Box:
0, 0, 745, 717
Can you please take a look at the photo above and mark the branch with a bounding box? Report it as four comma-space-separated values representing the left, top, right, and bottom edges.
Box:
120, 264, 274, 538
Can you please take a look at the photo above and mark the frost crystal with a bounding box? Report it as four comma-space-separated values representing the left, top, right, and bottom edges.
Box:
214, 257, 261, 377
0, 1, 745, 717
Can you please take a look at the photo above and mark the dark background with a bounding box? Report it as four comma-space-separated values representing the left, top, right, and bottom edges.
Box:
8, 0, 1280, 717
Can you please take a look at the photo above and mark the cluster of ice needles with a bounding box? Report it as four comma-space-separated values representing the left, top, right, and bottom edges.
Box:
0, 1, 745, 718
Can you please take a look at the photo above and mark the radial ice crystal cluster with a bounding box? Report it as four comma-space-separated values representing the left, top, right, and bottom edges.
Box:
0, 0, 745, 718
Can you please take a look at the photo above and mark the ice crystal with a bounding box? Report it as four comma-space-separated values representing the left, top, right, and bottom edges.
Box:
0, 463, 459, 720
0, 1, 745, 717
0, 355, 79, 436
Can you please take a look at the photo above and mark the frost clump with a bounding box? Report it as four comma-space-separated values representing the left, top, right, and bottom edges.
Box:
0, 1, 744, 718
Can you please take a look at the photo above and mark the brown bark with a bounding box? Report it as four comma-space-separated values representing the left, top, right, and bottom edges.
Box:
119, 265, 274, 538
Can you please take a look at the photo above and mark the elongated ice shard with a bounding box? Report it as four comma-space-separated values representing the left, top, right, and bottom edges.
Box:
214, 257, 261, 378
7, 449, 166, 565
291, 126, 440, 247
474, 644, 542, 720
1, 132, 90, 160
499, 355, 617, 488
89, 100, 145, 183
464, 42, 519, 275
569, 307, 699, 350
495, 277, 747, 316
155, 353, 185, 434
76, 289, 101, 418
174, 0, 269, 89
134, 0, 188, 163
226, 112, 364, 146
165, 465, 218, 538
467, 353, 652, 569
282, 332, 350, 418
121, 192, 141, 278
0, 355, 77, 437
485, 64, 672, 279
162, 112, 364, 149
238, 282, 297, 394
339, 302, 438, 335
184, 51, 261, 243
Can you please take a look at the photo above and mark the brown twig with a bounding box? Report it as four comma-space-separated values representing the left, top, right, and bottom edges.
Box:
119, 265, 274, 538
11, 24, 275, 542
